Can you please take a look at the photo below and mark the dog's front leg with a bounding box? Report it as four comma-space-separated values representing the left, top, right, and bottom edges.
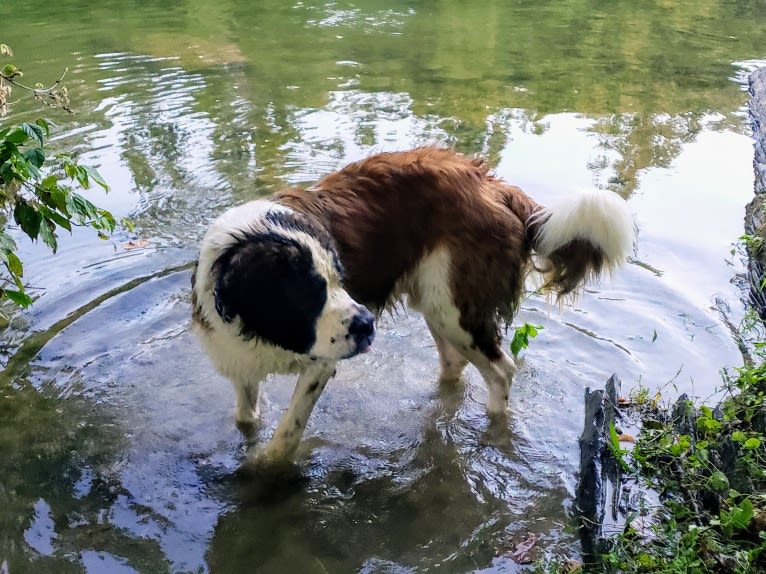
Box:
234, 379, 261, 426
251, 360, 336, 464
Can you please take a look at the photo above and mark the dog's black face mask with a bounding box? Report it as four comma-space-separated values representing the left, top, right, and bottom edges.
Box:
212, 231, 328, 354
211, 230, 374, 359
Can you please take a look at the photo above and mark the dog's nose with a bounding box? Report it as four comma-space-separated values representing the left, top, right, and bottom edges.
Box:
349, 308, 375, 351
349, 309, 375, 338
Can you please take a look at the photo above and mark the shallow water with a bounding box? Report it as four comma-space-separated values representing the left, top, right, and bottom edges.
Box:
1, 0, 766, 572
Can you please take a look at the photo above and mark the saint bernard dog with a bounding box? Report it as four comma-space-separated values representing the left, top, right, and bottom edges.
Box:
191, 147, 634, 465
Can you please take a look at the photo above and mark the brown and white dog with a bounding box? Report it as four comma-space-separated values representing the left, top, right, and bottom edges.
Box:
191, 147, 634, 464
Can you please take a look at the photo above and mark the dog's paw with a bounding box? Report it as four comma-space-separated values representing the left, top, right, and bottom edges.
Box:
235, 419, 259, 439
235, 458, 306, 500
234, 405, 259, 425
242, 444, 300, 479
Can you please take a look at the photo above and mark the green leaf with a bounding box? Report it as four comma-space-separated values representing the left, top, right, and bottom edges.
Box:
23, 146, 46, 169
38, 220, 58, 252
3, 289, 32, 308
609, 419, 620, 450
707, 471, 729, 492
13, 201, 43, 239
24, 160, 41, 181
697, 411, 721, 434
82, 165, 109, 191
21, 122, 45, 147
41, 174, 59, 189
510, 331, 527, 357
35, 118, 51, 137
5, 251, 23, 277
607, 420, 630, 472
669, 434, 692, 456
67, 193, 97, 221
37, 204, 72, 232
0, 161, 13, 184
1, 63, 22, 78
730, 498, 754, 529
75, 165, 90, 188
0, 230, 17, 252
98, 208, 116, 230
63, 162, 77, 180
732, 431, 747, 443
44, 181, 71, 214
743, 437, 761, 449
120, 217, 135, 233
5, 127, 29, 145
510, 323, 543, 358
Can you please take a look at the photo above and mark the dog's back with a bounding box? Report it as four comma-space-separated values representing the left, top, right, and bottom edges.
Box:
276, 147, 633, 384
275, 147, 540, 318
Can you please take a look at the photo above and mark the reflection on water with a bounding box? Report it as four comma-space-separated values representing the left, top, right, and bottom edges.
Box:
1, 0, 765, 571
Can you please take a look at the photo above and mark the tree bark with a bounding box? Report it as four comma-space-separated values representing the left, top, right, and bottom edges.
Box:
744, 67, 766, 318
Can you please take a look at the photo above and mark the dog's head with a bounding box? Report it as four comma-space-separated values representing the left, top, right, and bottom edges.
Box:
209, 209, 374, 360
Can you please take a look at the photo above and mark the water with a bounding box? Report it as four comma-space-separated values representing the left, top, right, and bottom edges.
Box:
1, 0, 765, 571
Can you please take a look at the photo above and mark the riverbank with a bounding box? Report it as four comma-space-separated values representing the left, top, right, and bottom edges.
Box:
594, 365, 765, 572
543, 66, 766, 574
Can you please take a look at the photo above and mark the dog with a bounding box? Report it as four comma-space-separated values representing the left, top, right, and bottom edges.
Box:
191, 147, 634, 464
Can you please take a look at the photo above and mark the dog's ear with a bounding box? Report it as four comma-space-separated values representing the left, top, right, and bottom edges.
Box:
211, 232, 328, 353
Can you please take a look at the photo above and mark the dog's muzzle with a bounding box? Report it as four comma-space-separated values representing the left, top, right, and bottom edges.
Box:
348, 308, 375, 355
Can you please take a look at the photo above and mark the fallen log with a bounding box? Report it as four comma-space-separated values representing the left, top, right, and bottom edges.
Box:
575, 374, 622, 558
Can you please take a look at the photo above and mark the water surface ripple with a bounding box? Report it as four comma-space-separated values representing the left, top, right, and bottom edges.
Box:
1, 0, 764, 571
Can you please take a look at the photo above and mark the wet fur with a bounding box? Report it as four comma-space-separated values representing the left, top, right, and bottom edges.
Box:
193, 146, 634, 464
192, 202, 374, 463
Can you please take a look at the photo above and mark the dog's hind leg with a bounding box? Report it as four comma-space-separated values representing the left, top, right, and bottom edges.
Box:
425, 319, 468, 383
425, 314, 516, 416
470, 349, 516, 416
420, 293, 517, 415
252, 360, 336, 464
413, 247, 516, 415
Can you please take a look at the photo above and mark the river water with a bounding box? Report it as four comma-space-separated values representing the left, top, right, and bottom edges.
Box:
1, 1, 765, 572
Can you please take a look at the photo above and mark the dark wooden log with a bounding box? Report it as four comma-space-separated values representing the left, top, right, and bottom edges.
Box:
575, 374, 621, 558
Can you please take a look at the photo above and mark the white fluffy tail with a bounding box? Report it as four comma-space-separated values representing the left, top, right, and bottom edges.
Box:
527, 189, 635, 297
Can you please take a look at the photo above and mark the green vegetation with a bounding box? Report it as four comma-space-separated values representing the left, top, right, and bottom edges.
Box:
531, 300, 766, 573
739, 233, 764, 256
586, 358, 766, 572
511, 322, 544, 358
1, 44, 122, 314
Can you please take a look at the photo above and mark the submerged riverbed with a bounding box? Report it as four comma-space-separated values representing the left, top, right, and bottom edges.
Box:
1, 0, 766, 571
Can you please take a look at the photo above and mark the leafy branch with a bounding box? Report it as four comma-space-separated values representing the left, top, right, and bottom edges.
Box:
1, 43, 127, 313
511, 322, 544, 358
0, 44, 71, 114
